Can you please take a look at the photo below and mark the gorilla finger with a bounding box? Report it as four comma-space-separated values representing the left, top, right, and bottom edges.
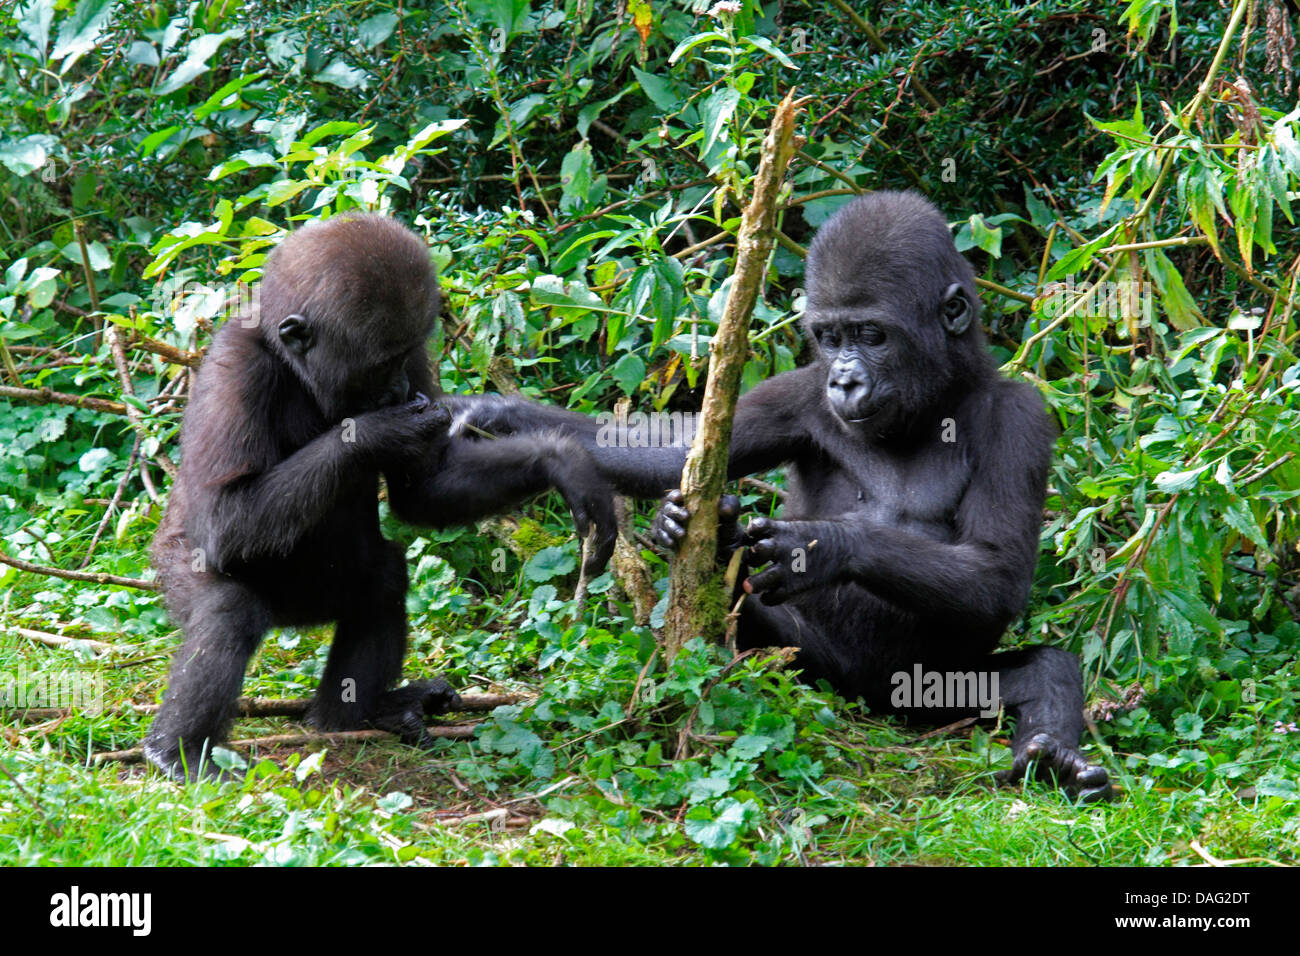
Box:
745, 566, 785, 593
584, 524, 617, 577
657, 516, 685, 540
718, 494, 741, 518
749, 536, 779, 562
663, 489, 685, 506
409, 392, 430, 412
661, 502, 690, 524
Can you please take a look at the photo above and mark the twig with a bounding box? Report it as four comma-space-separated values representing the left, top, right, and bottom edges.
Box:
93, 724, 481, 765
80, 435, 142, 569
739, 476, 787, 498
0, 384, 128, 416
0, 551, 158, 590
11, 626, 124, 654
106, 325, 177, 478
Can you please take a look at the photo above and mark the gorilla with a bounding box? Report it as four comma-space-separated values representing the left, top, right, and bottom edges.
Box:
144, 213, 616, 781
454, 191, 1111, 801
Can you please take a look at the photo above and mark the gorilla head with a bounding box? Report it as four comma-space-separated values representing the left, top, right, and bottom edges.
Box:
258, 214, 442, 419
802, 191, 988, 433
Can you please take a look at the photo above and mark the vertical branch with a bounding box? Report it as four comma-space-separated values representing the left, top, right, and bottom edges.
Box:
662, 91, 803, 660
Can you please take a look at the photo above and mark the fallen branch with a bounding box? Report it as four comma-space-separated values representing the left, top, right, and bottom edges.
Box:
93, 724, 480, 764
12, 626, 126, 655
13, 692, 524, 722
0, 552, 159, 591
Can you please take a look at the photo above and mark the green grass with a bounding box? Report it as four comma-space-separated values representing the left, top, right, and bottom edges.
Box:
3, 542, 1298, 867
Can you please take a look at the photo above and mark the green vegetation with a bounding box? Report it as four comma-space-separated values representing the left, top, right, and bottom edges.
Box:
1, 0, 1298, 865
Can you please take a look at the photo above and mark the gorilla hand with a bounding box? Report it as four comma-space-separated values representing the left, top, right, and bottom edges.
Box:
743, 517, 844, 605
543, 437, 618, 577
354, 392, 451, 467
650, 489, 743, 556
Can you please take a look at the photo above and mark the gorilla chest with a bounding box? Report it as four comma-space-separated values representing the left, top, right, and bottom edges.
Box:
785, 443, 968, 536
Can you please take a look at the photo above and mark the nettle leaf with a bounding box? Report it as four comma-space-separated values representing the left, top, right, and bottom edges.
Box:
700, 87, 740, 159
1173, 713, 1204, 741
524, 546, 577, 582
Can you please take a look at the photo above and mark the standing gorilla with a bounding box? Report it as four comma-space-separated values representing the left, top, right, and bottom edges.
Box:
457, 191, 1110, 800
145, 214, 615, 780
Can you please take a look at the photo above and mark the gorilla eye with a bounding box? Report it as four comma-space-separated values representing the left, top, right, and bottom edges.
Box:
860, 326, 885, 346
818, 328, 842, 348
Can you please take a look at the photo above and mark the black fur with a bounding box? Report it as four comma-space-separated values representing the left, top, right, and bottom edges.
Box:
144, 214, 615, 780
457, 192, 1111, 800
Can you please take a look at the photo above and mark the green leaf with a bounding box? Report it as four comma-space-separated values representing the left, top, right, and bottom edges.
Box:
314, 59, 368, 90
667, 31, 728, 65
155, 29, 245, 95
16, 0, 55, 62
524, 546, 577, 583
0, 134, 58, 176
1173, 713, 1204, 741
358, 12, 399, 48
560, 141, 594, 213
632, 66, 679, 111
51, 0, 115, 72
610, 353, 646, 396
700, 87, 740, 159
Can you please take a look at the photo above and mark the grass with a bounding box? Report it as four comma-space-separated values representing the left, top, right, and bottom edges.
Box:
3, 543, 1298, 867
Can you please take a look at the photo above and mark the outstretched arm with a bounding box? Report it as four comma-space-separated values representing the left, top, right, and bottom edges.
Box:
386, 430, 618, 575
447, 366, 822, 498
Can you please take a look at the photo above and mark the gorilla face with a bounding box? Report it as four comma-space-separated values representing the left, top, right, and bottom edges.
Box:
802, 191, 982, 434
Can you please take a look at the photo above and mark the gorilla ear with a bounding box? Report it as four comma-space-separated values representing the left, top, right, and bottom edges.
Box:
277, 314, 313, 355
939, 283, 973, 336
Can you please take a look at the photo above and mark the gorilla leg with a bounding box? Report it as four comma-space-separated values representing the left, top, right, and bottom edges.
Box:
736, 599, 870, 695
994, 647, 1111, 801
144, 576, 271, 780
310, 542, 460, 748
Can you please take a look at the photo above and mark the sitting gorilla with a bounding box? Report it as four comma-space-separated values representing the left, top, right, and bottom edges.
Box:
454, 191, 1111, 801
145, 213, 615, 780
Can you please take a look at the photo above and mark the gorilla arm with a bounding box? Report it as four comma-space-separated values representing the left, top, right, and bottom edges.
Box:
385, 431, 620, 576
448, 366, 821, 499
182, 345, 448, 572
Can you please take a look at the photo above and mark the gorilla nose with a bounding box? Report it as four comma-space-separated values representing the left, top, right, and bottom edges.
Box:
828, 382, 871, 419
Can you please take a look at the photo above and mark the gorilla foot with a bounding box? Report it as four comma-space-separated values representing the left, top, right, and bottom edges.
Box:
366, 678, 463, 751
998, 731, 1112, 803
142, 738, 243, 784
